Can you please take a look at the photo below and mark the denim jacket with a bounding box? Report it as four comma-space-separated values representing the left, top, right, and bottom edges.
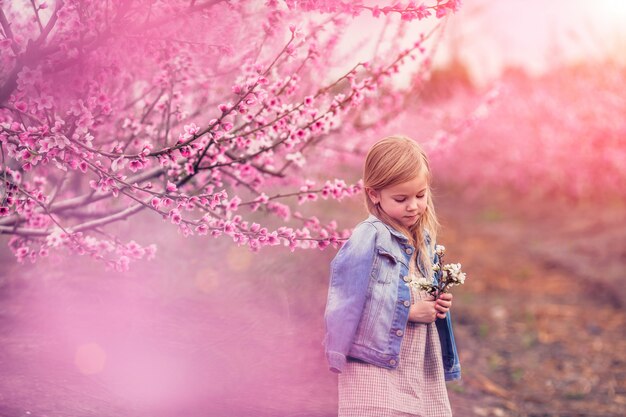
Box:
324, 214, 461, 381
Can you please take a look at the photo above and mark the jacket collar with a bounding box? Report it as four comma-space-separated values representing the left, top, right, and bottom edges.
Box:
366, 214, 410, 243
366, 214, 432, 247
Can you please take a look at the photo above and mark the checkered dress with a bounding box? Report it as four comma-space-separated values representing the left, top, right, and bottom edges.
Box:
338, 273, 452, 417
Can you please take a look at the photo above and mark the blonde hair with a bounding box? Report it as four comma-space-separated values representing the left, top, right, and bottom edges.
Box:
363, 135, 439, 277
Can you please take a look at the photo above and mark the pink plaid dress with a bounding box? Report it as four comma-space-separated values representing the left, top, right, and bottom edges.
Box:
338, 272, 452, 417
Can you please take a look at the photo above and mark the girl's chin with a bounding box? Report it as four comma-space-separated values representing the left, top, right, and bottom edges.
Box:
402, 215, 419, 225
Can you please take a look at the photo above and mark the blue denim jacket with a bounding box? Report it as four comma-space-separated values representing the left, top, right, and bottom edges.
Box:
324, 214, 461, 381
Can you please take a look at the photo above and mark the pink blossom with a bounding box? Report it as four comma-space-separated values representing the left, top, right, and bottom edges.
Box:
252, 193, 269, 211
435, 5, 448, 18
145, 244, 157, 260
227, 196, 241, 211
169, 208, 182, 225
15, 246, 30, 262
111, 156, 126, 171
53, 135, 70, 150
116, 256, 130, 272
267, 202, 291, 220
184, 123, 200, 137
36, 95, 54, 112
166, 182, 177, 193
266, 232, 280, 245
15, 102, 27, 112
232, 84, 243, 95
128, 159, 145, 172
179, 146, 191, 158
125, 241, 145, 259
179, 224, 192, 238
445, 0, 462, 12
243, 94, 257, 106
248, 239, 260, 252
232, 233, 248, 245
223, 221, 236, 234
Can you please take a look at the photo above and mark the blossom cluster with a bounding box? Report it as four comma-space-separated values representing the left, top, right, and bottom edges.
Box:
412, 245, 467, 298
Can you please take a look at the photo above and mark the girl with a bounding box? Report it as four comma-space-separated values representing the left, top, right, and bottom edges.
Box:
324, 136, 461, 417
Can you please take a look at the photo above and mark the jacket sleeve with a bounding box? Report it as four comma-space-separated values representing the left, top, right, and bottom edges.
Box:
324, 222, 378, 373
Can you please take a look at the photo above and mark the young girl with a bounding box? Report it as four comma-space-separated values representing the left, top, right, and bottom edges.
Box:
324, 136, 461, 417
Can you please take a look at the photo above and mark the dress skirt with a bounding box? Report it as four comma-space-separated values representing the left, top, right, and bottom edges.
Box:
338, 318, 452, 417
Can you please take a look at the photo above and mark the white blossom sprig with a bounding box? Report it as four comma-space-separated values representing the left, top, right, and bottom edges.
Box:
414, 244, 467, 299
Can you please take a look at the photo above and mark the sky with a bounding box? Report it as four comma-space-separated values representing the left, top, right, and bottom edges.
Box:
445, 0, 626, 84
339, 0, 626, 87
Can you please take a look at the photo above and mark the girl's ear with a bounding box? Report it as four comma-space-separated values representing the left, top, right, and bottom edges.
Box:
365, 187, 379, 204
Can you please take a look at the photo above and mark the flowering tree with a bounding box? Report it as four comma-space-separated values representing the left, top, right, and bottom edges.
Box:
0, 0, 461, 269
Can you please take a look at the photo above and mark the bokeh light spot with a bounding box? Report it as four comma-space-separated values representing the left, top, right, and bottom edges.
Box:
194, 267, 219, 294
74, 343, 107, 375
226, 245, 252, 272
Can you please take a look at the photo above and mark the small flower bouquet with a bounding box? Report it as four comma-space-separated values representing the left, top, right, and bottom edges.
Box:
414, 245, 466, 299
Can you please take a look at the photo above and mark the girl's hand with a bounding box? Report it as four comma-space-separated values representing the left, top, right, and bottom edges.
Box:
435, 292, 453, 319
408, 298, 438, 323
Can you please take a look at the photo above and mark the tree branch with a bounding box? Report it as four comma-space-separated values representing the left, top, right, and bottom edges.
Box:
0, 8, 19, 55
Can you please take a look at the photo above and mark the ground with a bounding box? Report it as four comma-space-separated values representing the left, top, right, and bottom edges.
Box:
437, 192, 626, 417
0, 190, 624, 417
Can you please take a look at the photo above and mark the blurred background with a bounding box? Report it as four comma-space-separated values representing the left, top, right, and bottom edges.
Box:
1, 1, 625, 416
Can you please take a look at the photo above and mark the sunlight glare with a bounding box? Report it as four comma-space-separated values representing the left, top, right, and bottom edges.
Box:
74, 343, 107, 375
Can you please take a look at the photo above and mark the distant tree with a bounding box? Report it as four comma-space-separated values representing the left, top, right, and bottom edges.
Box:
432, 63, 626, 201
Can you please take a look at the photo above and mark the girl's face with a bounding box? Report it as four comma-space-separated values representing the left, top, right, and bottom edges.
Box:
367, 172, 429, 228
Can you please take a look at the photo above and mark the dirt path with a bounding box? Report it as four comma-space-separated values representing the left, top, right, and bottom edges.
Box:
0, 195, 624, 417
438, 196, 626, 417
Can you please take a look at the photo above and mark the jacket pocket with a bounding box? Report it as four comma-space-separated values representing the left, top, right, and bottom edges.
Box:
374, 247, 398, 284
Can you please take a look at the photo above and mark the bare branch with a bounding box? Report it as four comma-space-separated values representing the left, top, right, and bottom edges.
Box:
0, 8, 19, 55
0, 164, 165, 227
0, 201, 145, 237
29, 0, 45, 34
69, 201, 145, 233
